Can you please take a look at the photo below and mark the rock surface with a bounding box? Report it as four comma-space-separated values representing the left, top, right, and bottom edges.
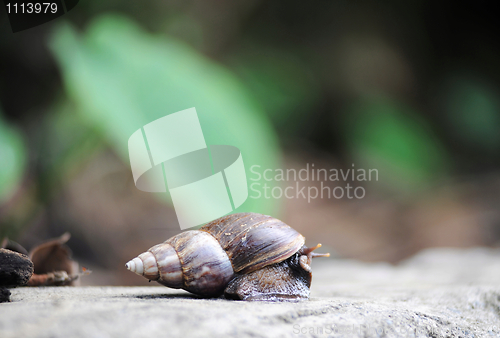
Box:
0, 248, 34, 287
1, 247, 500, 337
0, 287, 10, 303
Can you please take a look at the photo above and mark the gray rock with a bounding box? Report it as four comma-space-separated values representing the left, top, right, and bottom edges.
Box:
1, 247, 499, 337
0, 248, 34, 287
0, 287, 10, 303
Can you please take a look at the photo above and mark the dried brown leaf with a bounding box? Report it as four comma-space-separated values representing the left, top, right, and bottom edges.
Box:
0, 237, 29, 255
2, 233, 89, 287
29, 233, 77, 276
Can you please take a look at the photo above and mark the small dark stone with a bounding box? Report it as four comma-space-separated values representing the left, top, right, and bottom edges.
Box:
0, 287, 11, 302
0, 248, 34, 286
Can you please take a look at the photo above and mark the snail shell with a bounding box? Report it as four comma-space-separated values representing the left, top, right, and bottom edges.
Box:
125, 213, 328, 300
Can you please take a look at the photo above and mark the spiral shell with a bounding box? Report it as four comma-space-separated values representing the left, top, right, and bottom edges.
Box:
126, 213, 309, 298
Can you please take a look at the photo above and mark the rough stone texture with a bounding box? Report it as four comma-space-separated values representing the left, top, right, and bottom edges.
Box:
0, 287, 10, 303
1, 247, 500, 337
0, 248, 34, 287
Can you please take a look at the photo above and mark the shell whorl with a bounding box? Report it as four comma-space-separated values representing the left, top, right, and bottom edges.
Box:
165, 231, 234, 296
125, 243, 183, 289
201, 213, 305, 274
125, 251, 158, 279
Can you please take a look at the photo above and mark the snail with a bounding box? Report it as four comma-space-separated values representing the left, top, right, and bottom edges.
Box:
125, 213, 329, 301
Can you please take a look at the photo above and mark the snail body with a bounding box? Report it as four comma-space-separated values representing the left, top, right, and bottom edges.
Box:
126, 213, 329, 300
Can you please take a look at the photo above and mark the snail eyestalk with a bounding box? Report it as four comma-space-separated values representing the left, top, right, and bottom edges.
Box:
299, 243, 330, 258
311, 252, 330, 258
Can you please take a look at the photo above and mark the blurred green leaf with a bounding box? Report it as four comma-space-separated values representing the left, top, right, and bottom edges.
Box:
228, 47, 319, 135
49, 14, 282, 217
39, 99, 104, 197
443, 77, 500, 153
343, 96, 450, 193
0, 107, 27, 204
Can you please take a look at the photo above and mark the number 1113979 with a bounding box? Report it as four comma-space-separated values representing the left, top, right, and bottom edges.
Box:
6, 2, 58, 14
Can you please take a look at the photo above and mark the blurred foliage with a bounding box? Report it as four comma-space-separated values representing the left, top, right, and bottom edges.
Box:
0, 105, 27, 204
39, 99, 103, 198
442, 76, 500, 154
49, 14, 282, 218
227, 46, 319, 136
343, 96, 450, 193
